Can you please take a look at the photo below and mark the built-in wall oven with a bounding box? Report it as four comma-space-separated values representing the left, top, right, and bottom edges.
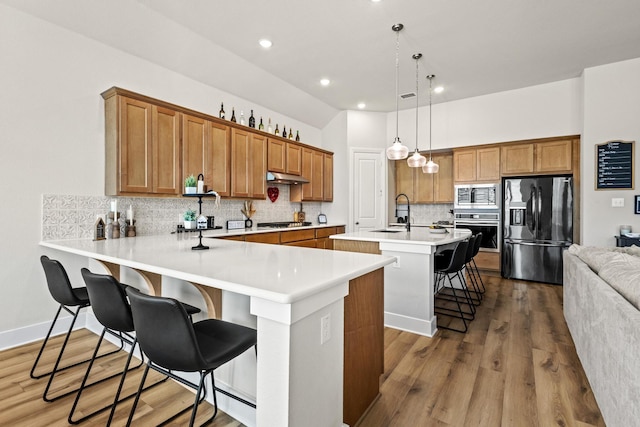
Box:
454, 211, 500, 252
454, 183, 500, 252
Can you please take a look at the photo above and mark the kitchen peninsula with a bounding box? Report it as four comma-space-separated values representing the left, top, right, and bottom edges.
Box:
40, 234, 394, 427
331, 227, 471, 337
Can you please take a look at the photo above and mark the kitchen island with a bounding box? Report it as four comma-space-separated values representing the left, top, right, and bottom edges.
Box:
40, 234, 394, 427
331, 227, 471, 337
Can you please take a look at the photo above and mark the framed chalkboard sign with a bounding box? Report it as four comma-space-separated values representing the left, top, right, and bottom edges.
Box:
596, 140, 635, 190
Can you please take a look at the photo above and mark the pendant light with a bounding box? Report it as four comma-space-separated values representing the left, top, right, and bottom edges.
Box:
422, 74, 439, 174
386, 24, 409, 160
407, 53, 427, 168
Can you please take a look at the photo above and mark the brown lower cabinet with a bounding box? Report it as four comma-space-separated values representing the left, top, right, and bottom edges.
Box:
216, 226, 345, 249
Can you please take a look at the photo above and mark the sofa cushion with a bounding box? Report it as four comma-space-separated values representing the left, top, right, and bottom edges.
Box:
568, 244, 640, 310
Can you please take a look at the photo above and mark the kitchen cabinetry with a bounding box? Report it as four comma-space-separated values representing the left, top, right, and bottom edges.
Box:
267, 139, 286, 173
230, 128, 266, 199
286, 143, 302, 176
291, 147, 331, 202
209, 122, 231, 197
215, 226, 345, 250
453, 147, 500, 183
395, 152, 454, 203
501, 138, 573, 175
104, 94, 181, 195
323, 153, 333, 202
103, 87, 333, 200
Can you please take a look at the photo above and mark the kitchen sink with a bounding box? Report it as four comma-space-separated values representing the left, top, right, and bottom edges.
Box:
371, 229, 402, 233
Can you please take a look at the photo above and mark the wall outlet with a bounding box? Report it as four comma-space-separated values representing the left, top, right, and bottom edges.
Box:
321, 313, 331, 344
612, 198, 625, 207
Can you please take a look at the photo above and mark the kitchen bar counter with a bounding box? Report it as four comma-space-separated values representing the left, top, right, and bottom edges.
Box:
40, 234, 393, 427
332, 228, 471, 337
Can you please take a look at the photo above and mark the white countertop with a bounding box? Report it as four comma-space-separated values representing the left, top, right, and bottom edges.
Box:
40, 233, 392, 304
330, 227, 471, 247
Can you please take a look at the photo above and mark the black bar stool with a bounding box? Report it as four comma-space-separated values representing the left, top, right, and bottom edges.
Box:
32, 256, 123, 402
68, 269, 172, 425
434, 239, 475, 333
126, 287, 257, 426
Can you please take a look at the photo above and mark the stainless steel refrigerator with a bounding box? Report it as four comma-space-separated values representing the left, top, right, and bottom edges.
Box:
502, 176, 573, 285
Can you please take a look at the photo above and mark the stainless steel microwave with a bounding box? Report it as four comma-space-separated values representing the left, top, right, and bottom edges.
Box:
454, 183, 499, 210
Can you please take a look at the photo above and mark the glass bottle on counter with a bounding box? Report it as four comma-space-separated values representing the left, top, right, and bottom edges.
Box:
295, 130, 300, 141
258, 117, 264, 130
239, 110, 246, 125
267, 118, 273, 133
219, 102, 225, 119
249, 110, 255, 128
274, 124, 280, 135
230, 108, 236, 122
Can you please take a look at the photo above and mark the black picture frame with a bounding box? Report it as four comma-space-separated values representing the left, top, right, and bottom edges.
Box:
318, 214, 327, 224
635, 195, 640, 214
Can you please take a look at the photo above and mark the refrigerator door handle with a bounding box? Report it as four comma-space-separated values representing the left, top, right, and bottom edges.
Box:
537, 185, 543, 238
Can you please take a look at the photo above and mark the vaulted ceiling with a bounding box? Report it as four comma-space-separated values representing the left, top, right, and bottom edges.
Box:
4, 0, 640, 128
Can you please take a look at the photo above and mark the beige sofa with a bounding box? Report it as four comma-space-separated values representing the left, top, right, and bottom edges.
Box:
563, 245, 640, 427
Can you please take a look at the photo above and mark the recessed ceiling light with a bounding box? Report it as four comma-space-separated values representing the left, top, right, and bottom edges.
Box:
371, 0, 382, 2
320, 78, 331, 86
357, 102, 366, 109
259, 39, 272, 48
434, 86, 444, 94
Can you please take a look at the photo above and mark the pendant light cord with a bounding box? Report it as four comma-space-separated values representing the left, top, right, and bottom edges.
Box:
415, 56, 419, 151
428, 75, 433, 161
395, 30, 400, 143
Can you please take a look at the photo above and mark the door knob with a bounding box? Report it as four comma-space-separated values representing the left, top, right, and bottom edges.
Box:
355, 222, 360, 225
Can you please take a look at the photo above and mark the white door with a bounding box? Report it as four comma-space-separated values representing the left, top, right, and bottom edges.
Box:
351, 148, 386, 231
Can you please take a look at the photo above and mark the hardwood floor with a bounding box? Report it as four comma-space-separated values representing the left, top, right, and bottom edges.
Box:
0, 276, 604, 426
357, 275, 605, 427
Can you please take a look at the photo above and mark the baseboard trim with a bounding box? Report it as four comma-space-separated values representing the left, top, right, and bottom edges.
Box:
0, 311, 88, 351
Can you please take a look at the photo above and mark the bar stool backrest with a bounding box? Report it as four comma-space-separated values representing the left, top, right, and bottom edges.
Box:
40, 255, 85, 307
126, 288, 205, 372
81, 268, 134, 333
440, 240, 469, 274
465, 235, 477, 263
472, 232, 483, 257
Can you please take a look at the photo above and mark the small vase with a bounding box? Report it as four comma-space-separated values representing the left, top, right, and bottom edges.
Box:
185, 187, 197, 194
184, 220, 196, 229
245, 219, 253, 229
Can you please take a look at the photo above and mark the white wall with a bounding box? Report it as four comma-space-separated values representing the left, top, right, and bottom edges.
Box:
582, 57, 640, 246
0, 5, 321, 337
388, 78, 583, 150
321, 111, 348, 224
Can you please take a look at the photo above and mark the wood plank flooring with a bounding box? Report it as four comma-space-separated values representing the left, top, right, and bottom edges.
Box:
0, 276, 604, 426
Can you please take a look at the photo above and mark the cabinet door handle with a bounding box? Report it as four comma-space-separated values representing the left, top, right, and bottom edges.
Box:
355, 222, 360, 225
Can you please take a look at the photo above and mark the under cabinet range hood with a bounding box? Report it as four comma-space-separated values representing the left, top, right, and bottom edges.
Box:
266, 171, 309, 185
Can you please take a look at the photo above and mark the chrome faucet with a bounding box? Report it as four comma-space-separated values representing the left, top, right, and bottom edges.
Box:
395, 193, 411, 232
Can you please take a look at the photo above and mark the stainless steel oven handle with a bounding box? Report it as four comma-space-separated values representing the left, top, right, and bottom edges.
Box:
455, 221, 500, 227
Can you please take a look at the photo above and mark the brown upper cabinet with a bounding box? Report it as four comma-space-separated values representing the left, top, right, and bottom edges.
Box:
501, 138, 573, 175
453, 147, 500, 183
267, 138, 286, 173
291, 147, 333, 202
104, 93, 181, 195
267, 140, 303, 176
395, 152, 453, 203
286, 143, 303, 176
231, 128, 267, 199
102, 87, 333, 200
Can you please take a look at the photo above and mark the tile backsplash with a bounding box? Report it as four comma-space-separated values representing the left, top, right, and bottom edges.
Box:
42, 185, 321, 240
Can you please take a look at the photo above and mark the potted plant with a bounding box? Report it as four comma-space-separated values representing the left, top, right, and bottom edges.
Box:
183, 209, 197, 229
184, 174, 197, 194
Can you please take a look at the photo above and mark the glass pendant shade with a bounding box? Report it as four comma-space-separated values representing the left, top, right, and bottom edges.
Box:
387, 137, 409, 160
423, 158, 439, 173
407, 149, 427, 167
